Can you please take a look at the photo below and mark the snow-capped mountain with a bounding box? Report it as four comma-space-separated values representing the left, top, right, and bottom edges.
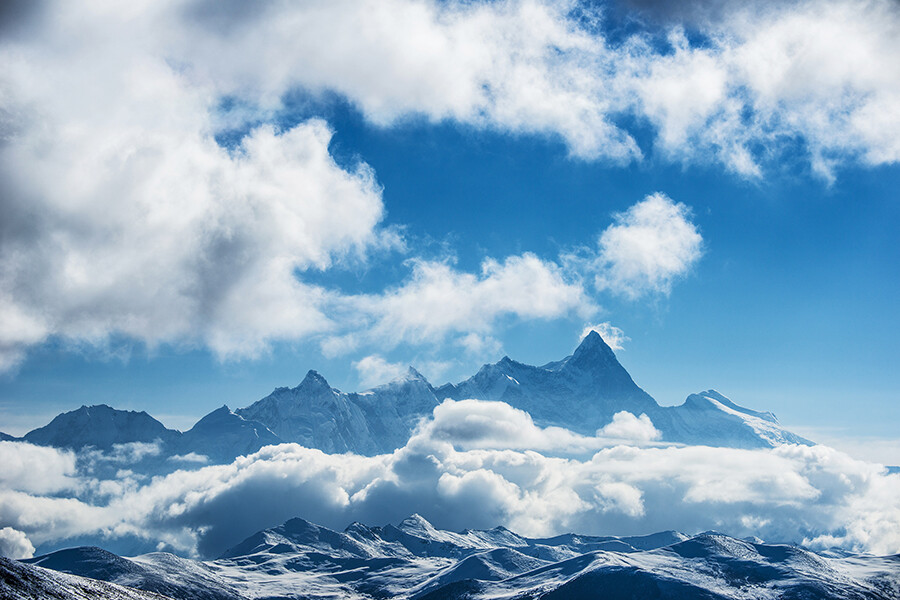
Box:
22, 404, 180, 450
235, 366, 439, 455
13, 331, 810, 461
178, 406, 283, 464
437, 330, 659, 428
18, 514, 900, 600
0, 556, 175, 600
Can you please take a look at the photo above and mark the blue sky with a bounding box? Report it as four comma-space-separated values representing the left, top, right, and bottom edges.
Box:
1, 0, 899, 462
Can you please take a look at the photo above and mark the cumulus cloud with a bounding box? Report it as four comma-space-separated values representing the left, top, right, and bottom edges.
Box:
350, 255, 596, 347
2, 404, 899, 558
0, 527, 34, 559
592, 193, 703, 298
353, 355, 409, 389
10, 0, 887, 366
164, 0, 900, 177
0, 441, 77, 494
597, 411, 661, 442
580, 322, 629, 351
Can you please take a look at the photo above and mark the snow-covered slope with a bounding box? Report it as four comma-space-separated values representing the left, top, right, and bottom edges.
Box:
655, 390, 812, 447
437, 331, 659, 430
0, 555, 174, 600
235, 367, 439, 455
24, 515, 900, 600
178, 406, 283, 464
436, 332, 810, 448
235, 370, 381, 454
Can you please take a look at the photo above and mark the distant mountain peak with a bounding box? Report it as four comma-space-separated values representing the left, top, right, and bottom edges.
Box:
400, 366, 427, 382
398, 513, 436, 533
572, 329, 614, 358
298, 369, 331, 390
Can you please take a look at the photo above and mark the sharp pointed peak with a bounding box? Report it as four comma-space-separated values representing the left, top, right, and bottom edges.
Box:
398, 513, 435, 530
394, 365, 427, 383
577, 329, 609, 349
298, 369, 330, 389
571, 329, 615, 359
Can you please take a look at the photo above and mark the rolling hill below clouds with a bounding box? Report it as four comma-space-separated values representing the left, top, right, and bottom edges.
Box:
2, 331, 810, 465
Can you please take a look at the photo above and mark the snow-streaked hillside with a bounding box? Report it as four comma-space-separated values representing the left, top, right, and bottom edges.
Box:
20, 514, 900, 600
0, 556, 174, 600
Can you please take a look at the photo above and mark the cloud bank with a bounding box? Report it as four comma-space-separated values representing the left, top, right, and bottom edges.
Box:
6, 0, 895, 365
1, 402, 898, 559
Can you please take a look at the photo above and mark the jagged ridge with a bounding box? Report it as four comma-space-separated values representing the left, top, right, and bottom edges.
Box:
14, 331, 811, 460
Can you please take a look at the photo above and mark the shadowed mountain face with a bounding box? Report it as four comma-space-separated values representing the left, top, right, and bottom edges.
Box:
15, 331, 811, 460
22, 514, 900, 600
436, 331, 659, 431
22, 404, 180, 450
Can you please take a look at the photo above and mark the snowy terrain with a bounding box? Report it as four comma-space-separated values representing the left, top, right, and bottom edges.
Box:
1, 332, 810, 464
12, 514, 900, 600
0, 556, 173, 600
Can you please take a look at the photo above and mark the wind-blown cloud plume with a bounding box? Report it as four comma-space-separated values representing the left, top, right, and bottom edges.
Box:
1, 402, 898, 559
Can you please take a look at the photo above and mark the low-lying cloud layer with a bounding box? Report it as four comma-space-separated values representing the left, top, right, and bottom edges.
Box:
0, 401, 898, 560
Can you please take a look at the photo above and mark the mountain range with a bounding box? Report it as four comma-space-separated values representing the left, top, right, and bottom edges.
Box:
1, 331, 810, 464
9, 513, 898, 600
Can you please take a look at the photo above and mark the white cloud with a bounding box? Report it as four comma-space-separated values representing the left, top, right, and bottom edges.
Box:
580, 322, 629, 351
4, 403, 899, 558
353, 355, 408, 389
0, 527, 34, 559
597, 411, 661, 442
0, 442, 77, 494
352, 255, 596, 347
593, 193, 703, 298
3, 0, 894, 366
166, 0, 900, 176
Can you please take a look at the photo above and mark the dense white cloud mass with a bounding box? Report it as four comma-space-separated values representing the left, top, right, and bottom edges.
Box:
15, 0, 885, 364
596, 411, 661, 441
351, 255, 595, 346
0, 442, 77, 495
593, 193, 703, 298
0, 527, 34, 559
1, 401, 899, 559
163, 0, 900, 176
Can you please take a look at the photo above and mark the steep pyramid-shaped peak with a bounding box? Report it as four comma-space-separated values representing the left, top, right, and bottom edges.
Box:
397, 513, 437, 536
384, 366, 428, 385
572, 330, 616, 361
297, 369, 331, 391
558, 329, 622, 375
404, 366, 427, 381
